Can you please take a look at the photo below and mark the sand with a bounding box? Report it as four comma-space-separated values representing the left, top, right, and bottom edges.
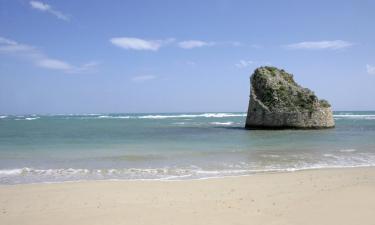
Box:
1, 167, 374, 225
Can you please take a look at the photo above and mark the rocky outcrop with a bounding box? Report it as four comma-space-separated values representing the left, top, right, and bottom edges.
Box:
245, 66, 335, 129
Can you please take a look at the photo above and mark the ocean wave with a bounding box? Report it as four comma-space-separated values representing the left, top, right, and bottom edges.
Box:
0, 168, 90, 176
11, 113, 375, 121
1, 165, 373, 185
173, 122, 186, 125
0, 168, 24, 175
339, 149, 357, 153
0, 115, 7, 119
260, 154, 281, 158
334, 114, 375, 120
138, 113, 246, 119
53, 113, 102, 116
63, 113, 247, 120
210, 122, 234, 126
97, 115, 131, 119
2, 155, 375, 184
14, 117, 40, 121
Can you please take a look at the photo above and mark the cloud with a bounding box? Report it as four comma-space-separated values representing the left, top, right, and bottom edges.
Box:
0, 36, 97, 73
110, 37, 243, 51
178, 40, 215, 49
0, 37, 35, 53
285, 40, 353, 50
36, 58, 72, 70
110, 37, 174, 51
367, 64, 375, 75
178, 40, 245, 49
235, 60, 255, 68
235, 60, 270, 69
131, 75, 157, 82
0, 37, 18, 45
30, 1, 70, 21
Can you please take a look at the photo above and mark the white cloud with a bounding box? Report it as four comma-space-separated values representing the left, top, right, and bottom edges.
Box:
37, 58, 72, 70
285, 40, 353, 50
30, 1, 50, 10
110, 37, 243, 51
367, 64, 375, 75
0, 37, 35, 53
0, 37, 18, 45
30, 1, 70, 21
71, 61, 99, 73
178, 40, 215, 49
131, 75, 157, 82
235, 60, 255, 68
235, 60, 270, 69
110, 37, 174, 51
0, 36, 97, 73
178, 40, 245, 49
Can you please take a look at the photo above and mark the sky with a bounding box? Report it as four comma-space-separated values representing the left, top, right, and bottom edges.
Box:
0, 0, 374, 114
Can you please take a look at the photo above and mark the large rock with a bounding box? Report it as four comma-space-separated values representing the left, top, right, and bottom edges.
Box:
245, 66, 335, 129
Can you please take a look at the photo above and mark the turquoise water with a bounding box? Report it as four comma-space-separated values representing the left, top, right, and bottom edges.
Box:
0, 111, 375, 184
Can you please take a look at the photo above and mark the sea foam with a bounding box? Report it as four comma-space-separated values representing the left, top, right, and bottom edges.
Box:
138, 113, 246, 119
334, 114, 375, 120
97, 115, 131, 119
210, 122, 234, 126
14, 117, 40, 121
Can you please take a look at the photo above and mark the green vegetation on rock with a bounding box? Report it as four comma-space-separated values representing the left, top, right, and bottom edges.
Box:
319, 99, 331, 108
251, 67, 331, 112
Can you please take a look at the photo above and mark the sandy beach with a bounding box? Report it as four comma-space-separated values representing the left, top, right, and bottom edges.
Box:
0, 167, 374, 225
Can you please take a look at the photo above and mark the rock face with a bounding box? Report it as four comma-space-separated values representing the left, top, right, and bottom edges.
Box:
245, 66, 335, 129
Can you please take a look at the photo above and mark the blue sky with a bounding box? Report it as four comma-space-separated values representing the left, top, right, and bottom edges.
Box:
0, 0, 374, 114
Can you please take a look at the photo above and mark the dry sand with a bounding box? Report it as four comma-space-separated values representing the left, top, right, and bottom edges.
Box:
1, 167, 374, 225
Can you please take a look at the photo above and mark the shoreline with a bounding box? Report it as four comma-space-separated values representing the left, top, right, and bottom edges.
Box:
0, 165, 375, 187
1, 167, 374, 225
1, 165, 374, 186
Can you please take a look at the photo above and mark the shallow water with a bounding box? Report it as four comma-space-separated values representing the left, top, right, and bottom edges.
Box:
0, 111, 374, 184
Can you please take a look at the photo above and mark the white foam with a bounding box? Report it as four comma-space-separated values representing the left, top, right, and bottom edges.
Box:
25, 117, 39, 120
15, 117, 40, 121
334, 114, 375, 119
0, 168, 24, 176
195, 169, 248, 175
339, 149, 357, 153
2, 154, 375, 184
8, 113, 246, 120
97, 115, 130, 119
210, 122, 234, 126
138, 113, 246, 119
0, 168, 91, 177
261, 154, 281, 158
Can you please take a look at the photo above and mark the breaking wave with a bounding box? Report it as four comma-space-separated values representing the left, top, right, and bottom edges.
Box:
334, 114, 375, 120
2, 150, 375, 184
137, 113, 246, 119
210, 122, 235, 126
97, 115, 131, 119
15, 117, 40, 121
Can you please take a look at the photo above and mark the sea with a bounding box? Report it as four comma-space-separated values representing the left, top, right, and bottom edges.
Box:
0, 111, 374, 184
